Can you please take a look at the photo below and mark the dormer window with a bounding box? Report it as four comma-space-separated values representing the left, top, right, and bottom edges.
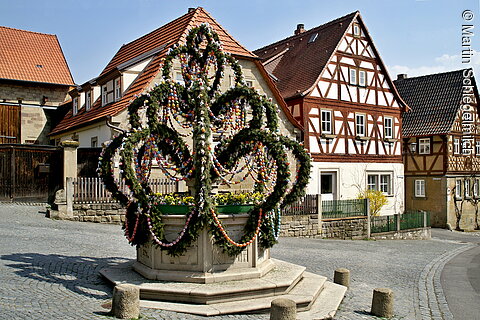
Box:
85, 91, 91, 111
102, 85, 107, 106
73, 97, 78, 116
114, 78, 121, 101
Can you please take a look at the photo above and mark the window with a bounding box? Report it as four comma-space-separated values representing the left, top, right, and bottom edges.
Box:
353, 23, 361, 37
359, 70, 367, 87
367, 173, 392, 195
367, 175, 378, 191
114, 78, 121, 101
476, 140, 480, 155
415, 180, 425, 197
85, 91, 91, 111
245, 80, 254, 88
455, 180, 462, 198
91, 136, 98, 148
475, 179, 479, 197
380, 175, 391, 194
102, 85, 107, 106
384, 117, 393, 139
465, 179, 471, 198
349, 68, 357, 85
175, 72, 185, 85
73, 97, 78, 116
321, 110, 332, 134
418, 138, 431, 154
355, 114, 365, 136
454, 138, 460, 155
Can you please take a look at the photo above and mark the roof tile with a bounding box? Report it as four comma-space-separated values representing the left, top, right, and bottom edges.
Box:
0, 26, 74, 85
394, 69, 476, 137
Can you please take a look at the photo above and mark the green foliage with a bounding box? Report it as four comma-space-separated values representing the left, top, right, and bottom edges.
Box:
98, 24, 311, 257
357, 189, 387, 217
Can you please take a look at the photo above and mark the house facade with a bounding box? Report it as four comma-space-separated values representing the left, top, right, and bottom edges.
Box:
49, 8, 301, 149
395, 69, 480, 230
0, 26, 74, 144
254, 12, 408, 215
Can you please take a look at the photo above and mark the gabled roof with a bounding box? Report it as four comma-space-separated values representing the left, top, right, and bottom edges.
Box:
254, 12, 357, 100
394, 69, 479, 137
50, 7, 264, 136
0, 26, 74, 86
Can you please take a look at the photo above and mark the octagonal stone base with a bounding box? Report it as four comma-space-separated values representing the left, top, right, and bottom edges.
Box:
134, 213, 273, 283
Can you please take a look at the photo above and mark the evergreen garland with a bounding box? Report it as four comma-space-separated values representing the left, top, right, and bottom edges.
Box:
98, 24, 311, 257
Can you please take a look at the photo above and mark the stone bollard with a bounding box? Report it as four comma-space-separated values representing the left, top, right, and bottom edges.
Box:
270, 298, 296, 320
111, 284, 140, 319
334, 268, 350, 288
371, 288, 394, 318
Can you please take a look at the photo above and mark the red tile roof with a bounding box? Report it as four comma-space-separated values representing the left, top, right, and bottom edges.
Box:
254, 12, 357, 100
0, 26, 74, 85
50, 7, 260, 136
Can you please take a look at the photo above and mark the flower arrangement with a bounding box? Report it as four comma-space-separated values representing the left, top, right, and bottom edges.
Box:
154, 192, 264, 207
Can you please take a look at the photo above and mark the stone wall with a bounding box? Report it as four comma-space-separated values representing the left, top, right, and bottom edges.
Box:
280, 214, 320, 238
370, 227, 431, 240
71, 203, 125, 224
279, 214, 369, 239
321, 218, 368, 240
0, 82, 70, 106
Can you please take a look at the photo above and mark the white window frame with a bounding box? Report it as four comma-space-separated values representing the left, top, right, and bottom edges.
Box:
465, 179, 471, 198
476, 140, 480, 156
102, 85, 108, 106
414, 179, 425, 198
353, 23, 361, 37
455, 179, 462, 198
367, 172, 393, 195
418, 138, 431, 155
355, 113, 365, 137
410, 143, 417, 153
358, 70, 367, 87
349, 68, 357, 86
321, 110, 332, 134
85, 91, 91, 111
91, 136, 98, 148
454, 138, 460, 155
114, 78, 121, 101
384, 117, 393, 139
474, 179, 479, 197
72, 97, 78, 116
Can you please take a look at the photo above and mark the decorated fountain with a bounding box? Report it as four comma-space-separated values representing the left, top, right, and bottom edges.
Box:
98, 25, 344, 317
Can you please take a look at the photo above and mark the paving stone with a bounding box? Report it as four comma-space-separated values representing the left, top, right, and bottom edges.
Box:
0, 204, 475, 319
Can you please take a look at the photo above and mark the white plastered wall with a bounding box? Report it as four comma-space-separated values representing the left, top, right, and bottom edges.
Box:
307, 161, 405, 216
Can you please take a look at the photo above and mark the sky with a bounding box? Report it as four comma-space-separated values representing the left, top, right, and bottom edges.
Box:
1, 0, 479, 85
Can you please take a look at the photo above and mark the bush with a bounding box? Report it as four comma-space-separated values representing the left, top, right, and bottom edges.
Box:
357, 189, 387, 216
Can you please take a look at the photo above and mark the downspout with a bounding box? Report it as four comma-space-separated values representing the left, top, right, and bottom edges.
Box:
105, 116, 126, 134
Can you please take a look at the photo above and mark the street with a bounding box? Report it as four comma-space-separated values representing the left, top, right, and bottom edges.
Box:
0, 204, 478, 319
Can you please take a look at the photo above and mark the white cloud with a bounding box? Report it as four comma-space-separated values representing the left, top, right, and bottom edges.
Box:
388, 50, 479, 80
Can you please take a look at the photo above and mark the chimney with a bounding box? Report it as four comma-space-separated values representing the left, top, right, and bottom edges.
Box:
188, 8, 195, 13
295, 24, 305, 35
397, 74, 408, 80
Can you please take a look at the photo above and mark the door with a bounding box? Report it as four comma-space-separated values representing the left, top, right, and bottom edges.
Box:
320, 172, 337, 201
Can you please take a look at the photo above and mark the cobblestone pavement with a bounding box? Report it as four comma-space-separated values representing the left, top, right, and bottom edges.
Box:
0, 204, 477, 320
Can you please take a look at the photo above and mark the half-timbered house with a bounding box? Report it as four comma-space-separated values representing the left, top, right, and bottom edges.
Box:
0, 26, 74, 144
254, 11, 408, 215
395, 69, 480, 230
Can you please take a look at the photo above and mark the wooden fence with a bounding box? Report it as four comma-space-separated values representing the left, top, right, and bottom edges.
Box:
72, 177, 178, 203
